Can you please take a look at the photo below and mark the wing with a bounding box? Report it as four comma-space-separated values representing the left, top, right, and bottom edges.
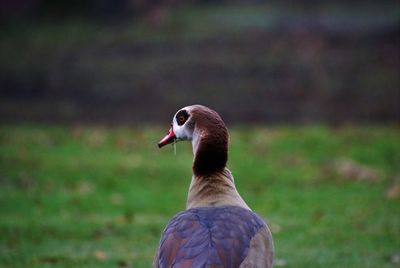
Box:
239, 226, 274, 268
157, 206, 267, 268
209, 207, 265, 267
158, 210, 212, 268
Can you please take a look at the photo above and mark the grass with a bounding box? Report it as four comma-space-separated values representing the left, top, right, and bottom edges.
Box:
0, 125, 399, 267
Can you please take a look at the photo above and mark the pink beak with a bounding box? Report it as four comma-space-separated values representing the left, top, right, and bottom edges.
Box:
158, 127, 176, 148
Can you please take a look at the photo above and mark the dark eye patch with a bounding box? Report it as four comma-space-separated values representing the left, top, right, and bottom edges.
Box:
175, 110, 189, 126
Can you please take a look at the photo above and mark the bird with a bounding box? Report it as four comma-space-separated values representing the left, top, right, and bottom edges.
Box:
155, 104, 274, 268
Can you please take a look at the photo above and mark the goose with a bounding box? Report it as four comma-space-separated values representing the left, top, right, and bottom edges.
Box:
155, 105, 274, 268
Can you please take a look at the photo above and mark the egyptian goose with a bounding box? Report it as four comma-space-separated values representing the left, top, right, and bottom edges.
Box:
155, 105, 274, 268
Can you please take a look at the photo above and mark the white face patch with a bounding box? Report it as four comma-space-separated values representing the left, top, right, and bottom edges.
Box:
172, 108, 194, 141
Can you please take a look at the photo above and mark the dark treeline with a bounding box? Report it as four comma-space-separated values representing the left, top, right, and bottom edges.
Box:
0, 1, 399, 124
2, 0, 398, 20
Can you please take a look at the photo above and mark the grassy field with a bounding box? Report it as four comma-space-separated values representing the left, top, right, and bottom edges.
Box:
0, 125, 399, 267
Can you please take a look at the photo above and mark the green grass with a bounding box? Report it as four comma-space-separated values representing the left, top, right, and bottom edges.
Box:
0, 125, 399, 267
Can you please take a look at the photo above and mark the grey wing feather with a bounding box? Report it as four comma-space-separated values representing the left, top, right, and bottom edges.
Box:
156, 206, 272, 268
239, 226, 274, 268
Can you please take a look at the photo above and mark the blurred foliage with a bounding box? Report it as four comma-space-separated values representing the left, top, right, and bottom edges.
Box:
0, 125, 399, 267
0, 1, 399, 124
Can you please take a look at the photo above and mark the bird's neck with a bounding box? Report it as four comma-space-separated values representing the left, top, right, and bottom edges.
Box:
191, 127, 228, 177
187, 169, 250, 210
186, 127, 250, 210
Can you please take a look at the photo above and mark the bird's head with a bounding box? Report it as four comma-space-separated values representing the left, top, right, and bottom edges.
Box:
158, 104, 228, 149
158, 106, 195, 148
158, 104, 229, 175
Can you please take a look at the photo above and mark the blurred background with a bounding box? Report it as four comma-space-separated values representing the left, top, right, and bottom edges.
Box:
0, 1, 399, 268
1, 0, 399, 124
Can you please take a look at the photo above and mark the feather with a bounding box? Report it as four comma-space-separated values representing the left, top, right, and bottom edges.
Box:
157, 206, 265, 268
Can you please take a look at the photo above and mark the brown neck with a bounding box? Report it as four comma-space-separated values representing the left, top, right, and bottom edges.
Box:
186, 168, 250, 210
192, 132, 228, 177
186, 105, 249, 210
190, 106, 229, 177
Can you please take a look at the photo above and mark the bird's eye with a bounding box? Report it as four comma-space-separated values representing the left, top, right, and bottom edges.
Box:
175, 110, 189, 126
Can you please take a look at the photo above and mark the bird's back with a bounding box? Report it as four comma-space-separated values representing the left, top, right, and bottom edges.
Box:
156, 206, 269, 268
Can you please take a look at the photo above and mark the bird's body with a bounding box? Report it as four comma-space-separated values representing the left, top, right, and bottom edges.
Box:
156, 105, 274, 268
158, 206, 269, 267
